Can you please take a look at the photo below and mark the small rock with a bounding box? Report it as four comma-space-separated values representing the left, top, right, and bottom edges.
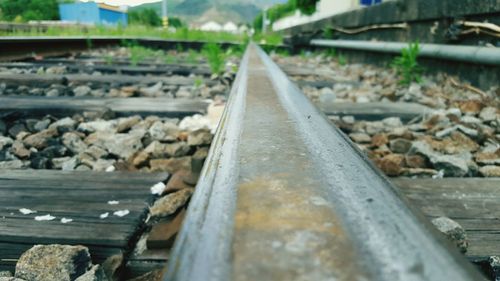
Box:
92, 159, 116, 172
116, 116, 141, 133
0, 277, 26, 281
30, 157, 50, 169
164, 170, 194, 194
431, 154, 469, 177
400, 168, 438, 177
76, 165, 92, 171
475, 151, 500, 165
382, 117, 403, 128
131, 150, 150, 167
62, 132, 88, 154
318, 87, 336, 104
0, 136, 14, 150
371, 134, 388, 147
84, 146, 108, 160
150, 188, 193, 218
46, 66, 67, 75
140, 82, 163, 97
45, 89, 59, 97
365, 121, 385, 135
349, 133, 371, 143
457, 100, 483, 115
0, 160, 26, 169
187, 129, 212, 146
0, 272, 12, 277
10, 141, 30, 159
33, 119, 51, 132
8, 123, 27, 138
149, 121, 179, 141
404, 155, 427, 168
149, 157, 191, 173
176, 88, 193, 99
15, 244, 92, 281
75, 265, 108, 281
62, 157, 79, 171
48, 117, 76, 131
23, 128, 58, 149
78, 120, 117, 133
431, 217, 468, 253
375, 154, 405, 176
488, 256, 500, 281
409, 141, 435, 159
479, 166, 500, 177
40, 145, 68, 158
179, 114, 213, 132
479, 107, 498, 122
389, 138, 412, 154
52, 157, 72, 169
73, 85, 92, 97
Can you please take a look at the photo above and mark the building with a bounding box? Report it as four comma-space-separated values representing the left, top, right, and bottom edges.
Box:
222, 21, 238, 33
59, 2, 128, 26
200, 21, 222, 32
273, 0, 385, 31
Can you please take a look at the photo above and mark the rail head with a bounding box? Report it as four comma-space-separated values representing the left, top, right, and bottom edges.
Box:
165, 43, 484, 281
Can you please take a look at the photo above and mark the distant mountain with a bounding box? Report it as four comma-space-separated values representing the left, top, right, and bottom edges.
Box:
130, 0, 288, 24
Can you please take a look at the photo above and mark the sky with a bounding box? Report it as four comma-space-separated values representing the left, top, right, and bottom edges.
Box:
81, 0, 160, 7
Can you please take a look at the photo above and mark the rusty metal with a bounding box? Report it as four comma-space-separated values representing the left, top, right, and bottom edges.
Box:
165, 43, 484, 280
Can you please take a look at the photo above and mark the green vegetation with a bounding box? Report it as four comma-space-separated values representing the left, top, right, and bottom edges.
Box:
129, 8, 161, 27
391, 41, 423, 85
126, 43, 158, 66
0, 25, 248, 43
295, 0, 320, 15
337, 54, 347, 66
253, 0, 320, 32
194, 77, 203, 88
129, 8, 183, 28
202, 43, 225, 76
0, 0, 65, 22
104, 54, 114, 65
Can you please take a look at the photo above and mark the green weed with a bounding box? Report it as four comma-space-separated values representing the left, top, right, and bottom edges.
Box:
104, 55, 113, 65
338, 54, 347, 66
129, 45, 156, 66
194, 77, 203, 88
391, 41, 423, 85
202, 43, 225, 76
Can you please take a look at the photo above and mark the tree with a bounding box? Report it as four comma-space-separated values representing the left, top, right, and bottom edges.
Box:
294, 0, 319, 15
0, 0, 62, 22
129, 8, 161, 27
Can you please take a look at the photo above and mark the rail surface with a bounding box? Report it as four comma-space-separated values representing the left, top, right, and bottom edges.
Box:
165, 43, 484, 280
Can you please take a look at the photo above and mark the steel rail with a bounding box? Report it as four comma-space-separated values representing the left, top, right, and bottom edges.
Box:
0, 36, 240, 61
164, 43, 484, 280
311, 39, 500, 66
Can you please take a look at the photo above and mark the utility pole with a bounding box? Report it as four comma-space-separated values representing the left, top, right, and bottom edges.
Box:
262, 7, 267, 33
162, 0, 168, 28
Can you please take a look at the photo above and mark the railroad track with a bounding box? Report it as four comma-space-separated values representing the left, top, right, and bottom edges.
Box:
0, 38, 498, 280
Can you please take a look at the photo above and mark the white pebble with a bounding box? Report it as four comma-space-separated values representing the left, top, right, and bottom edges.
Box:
150, 182, 166, 195
107, 200, 120, 205
100, 212, 109, 219
106, 165, 116, 172
35, 214, 56, 221
113, 210, 130, 217
60, 218, 73, 224
19, 208, 37, 215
